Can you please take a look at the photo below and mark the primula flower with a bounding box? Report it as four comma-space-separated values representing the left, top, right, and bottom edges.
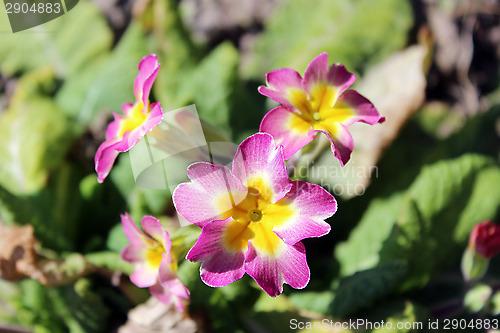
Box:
121, 213, 189, 310
95, 54, 163, 183
173, 133, 337, 296
469, 221, 500, 259
258, 52, 385, 165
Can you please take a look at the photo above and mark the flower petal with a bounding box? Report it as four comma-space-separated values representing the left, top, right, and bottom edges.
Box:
121, 243, 147, 263
122, 102, 164, 152
95, 139, 121, 183
245, 241, 309, 297
149, 282, 175, 307
259, 106, 316, 160
134, 54, 160, 107
121, 213, 149, 245
186, 219, 246, 287
105, 116, 122, 141
130, 262, 158, 288
232, 133, 292, 203
335, 90, 385, 126
326, 63, 356, 97
258, 68, 303, 111
141, 215, 171, 254
302, 52, 329, 94
173, 163, 247, 228
272, 181, 335, 245
158, 256, 190, 300
314, 123, 354, 166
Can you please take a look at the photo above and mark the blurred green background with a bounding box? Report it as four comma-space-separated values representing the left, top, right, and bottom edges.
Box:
0, 0, 499, 332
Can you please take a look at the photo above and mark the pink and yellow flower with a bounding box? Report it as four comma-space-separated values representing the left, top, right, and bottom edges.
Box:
258, 52, 385, 165
121, 213, 189, 310
95, 54, 163, 183
173, 133, 337, 296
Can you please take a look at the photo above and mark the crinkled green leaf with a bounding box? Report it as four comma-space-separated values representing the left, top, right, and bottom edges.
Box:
242, 0, 412, 79
336, 154, 500, 290
330, 261, 408, 317
0, 96, 77, 195
0, 1, 111, 77
188, 42, 239, 134
288, 291, 335, 315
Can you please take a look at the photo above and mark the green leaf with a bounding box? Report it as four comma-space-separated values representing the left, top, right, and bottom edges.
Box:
84, 251, 133, 275
158, 42, 246, 138
461, 247, 490, 282
242, 0, 413, 79
188, 42, 240, 134
56, 22, 150, 125
336, 154, 500, 290
0, 95, 77, 195
367, 300, 428, 333
0, 1, 112, 77
288, 291, 335, 315
330, 261, 408, 317
463, 283, 492, 313
491, 291, 500, 315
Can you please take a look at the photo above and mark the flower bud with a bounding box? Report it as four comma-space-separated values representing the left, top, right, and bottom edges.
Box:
469, 221, 500, 259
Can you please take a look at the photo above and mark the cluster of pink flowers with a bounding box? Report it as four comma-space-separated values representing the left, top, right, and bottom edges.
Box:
94, 53, 383, 302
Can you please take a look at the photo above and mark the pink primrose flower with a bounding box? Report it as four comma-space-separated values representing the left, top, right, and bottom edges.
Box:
121, 213, 189, 310
173, 133, 337, 296
258, 52, 384, 165
95, 54, 163, 183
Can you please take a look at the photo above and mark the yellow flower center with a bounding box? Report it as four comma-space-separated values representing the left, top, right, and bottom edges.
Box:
286, 82, 355, 130
144, 240, 178, 272
218, 177, 295, 256
119, 101, 148, 137
145, 242, 164, 268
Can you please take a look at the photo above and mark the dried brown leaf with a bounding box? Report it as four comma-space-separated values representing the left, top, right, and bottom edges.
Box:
0, 224, 38, 281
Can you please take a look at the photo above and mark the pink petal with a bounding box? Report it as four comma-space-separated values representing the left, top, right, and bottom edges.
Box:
121, 102, 134, 115
314, 123, 354, 166
244, 241, 309, 297
173, 162, 247, 228
232, 133, 292, 203
121, 102, 164, 152
120, 213, 148, 244
258, 68, 303, 111
149, 282, 175, 307
133, 54, 160, 107
302, 52, 329, 94
121, 243, 147, 263
259, 106, 316, 160
326, 64, 356, 97
273, 181, 335, 245
105, 116, 122, 141
158, 256, 189, 300
95, 139, 121, 183
130, 262, 158, 288
336, 90, 385, 126
150, 281, 187, 311
141, 215, 171, 254
186, 219, 246, 287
